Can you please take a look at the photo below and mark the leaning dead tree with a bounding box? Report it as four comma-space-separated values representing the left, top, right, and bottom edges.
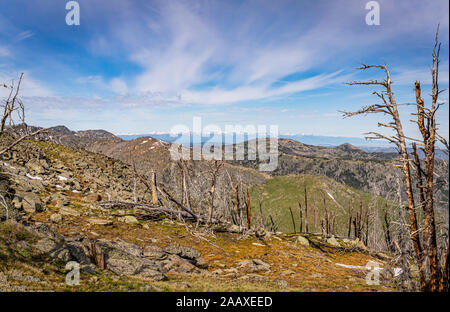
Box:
1, 72, 24, 133
342, 26, 448, 291
207, 160, 223, 225
0, 73, 46, 155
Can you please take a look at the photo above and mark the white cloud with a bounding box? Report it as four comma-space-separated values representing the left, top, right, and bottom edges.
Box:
15, 30, 34, 42
180, 71, 347, 105
392, 60, 450, 85
0, 46, 10, 57
110, 78, 128, 95
0, 71, 53, 98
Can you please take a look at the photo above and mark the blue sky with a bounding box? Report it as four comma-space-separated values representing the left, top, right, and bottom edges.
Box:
0, 0, 448, 140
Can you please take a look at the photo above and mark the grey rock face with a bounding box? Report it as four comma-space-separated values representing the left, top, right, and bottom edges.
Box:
15, 192, 43, 214
164, 244, 199, 261
32, 224, 71, 261
162, 254, 199, 274
93, 239, 166, 280
143, 245, 167, 260
238, 259, 271, 273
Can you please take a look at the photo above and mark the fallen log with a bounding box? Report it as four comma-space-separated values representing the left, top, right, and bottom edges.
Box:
98, 200, 200, 220
98, 200, 196, 220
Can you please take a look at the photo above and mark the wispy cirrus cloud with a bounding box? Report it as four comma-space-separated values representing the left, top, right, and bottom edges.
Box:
0, 46, 10, 57
0, 0, 448, 136
14, 30, 34, 42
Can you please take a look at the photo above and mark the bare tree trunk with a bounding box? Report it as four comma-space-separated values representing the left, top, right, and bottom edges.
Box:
289, 207, 296, 234
1, 73, 24, 133
439, 246, 449, 291
415, 75, 439, 291
269, 215, 276, 232
235, 185, 240, 226
348, 206, 352, 238
151, 171, 158, 205
364, 207, 369, 247
298, 202, 303, 233
304, 184, 309, 233
384, 208, 393, 252
246, 187, 251, 229
323, 197, 329, 236
330, 215, 336, 235
342, 62, 426, 289
313, 203, 318, 233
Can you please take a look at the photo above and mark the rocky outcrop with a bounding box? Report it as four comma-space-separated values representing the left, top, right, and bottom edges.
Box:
23, 222, 203, 281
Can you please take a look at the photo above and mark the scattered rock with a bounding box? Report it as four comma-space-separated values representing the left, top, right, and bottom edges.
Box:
19, 192, 44, 214
25, 160, 46, 174
86, 193, 102, 202
224, 268, 238, 274
88, 218, 112, 226
212, 268, 223, 275
252, 242, 265, 247
163, 244, 199, 261
174, 281, 191, 290
119, 216, 139, 225
162, 254, 200, 274
240, 273, 269, 282
238, 259, 271, 273
143, 245, 167, 260
196, 257, 207, 268
228, 224, 241, 233
17, 240, 31, 250
81, 264, 97, 274
281, 269, 296, 276
59, 206, 81, 216
326, 236, 341, 248
296, 235, 310, 247
348, 238, 367, 250
49, 213, 62, 223
10, 270, 41, 283
0, 272, 10, 290
274, 279, 289, 288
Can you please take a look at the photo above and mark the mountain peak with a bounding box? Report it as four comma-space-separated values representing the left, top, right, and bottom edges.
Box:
337, 143, 363, 152
75, 129, 119, 140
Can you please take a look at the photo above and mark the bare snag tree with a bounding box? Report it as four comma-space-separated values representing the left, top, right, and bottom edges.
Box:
341, 26, 448, 291
1, 72, 25, 133
1, 73, 45, 156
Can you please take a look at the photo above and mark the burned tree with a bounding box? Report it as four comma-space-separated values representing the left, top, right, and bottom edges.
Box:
0, 73, 45, 156
1, 72, 24, 133
342, 26, 448, 291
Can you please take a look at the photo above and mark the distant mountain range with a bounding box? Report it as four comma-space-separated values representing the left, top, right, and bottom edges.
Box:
5, 124, 448, 208
117, 132, 448, 159
118, 132, 391, 147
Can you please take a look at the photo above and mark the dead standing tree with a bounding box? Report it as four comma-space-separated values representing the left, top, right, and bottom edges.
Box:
1, 72, 24, 133
342, 27, 447, 291
303, 184, 309, 233
207, 160, 223, 226
0, 73, 46, 156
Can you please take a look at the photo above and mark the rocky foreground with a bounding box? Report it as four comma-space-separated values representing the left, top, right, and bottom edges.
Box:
0, 133, 401, 292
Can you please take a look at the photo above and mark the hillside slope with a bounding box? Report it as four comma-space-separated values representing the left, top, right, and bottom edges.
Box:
0, 133, 400, 292
250, 174, 394, 238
